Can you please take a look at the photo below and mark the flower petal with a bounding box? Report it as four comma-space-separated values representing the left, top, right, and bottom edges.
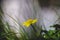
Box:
32, 19, 37, 24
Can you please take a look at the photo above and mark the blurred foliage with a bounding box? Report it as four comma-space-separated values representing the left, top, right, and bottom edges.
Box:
0, 6, 60, 40
0, 6, 7, 40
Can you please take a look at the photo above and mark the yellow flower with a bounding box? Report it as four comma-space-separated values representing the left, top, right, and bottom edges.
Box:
23, 19, 37, 27
32, 19, 37, 24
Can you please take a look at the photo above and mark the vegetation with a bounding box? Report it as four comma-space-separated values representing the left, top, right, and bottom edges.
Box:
0, 7, 60, 40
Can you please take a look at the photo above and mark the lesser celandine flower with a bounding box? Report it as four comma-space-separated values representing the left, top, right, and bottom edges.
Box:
23, 19, 37, 27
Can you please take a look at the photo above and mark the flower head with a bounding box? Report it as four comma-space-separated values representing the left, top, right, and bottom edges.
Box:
23, 19, 37, 27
